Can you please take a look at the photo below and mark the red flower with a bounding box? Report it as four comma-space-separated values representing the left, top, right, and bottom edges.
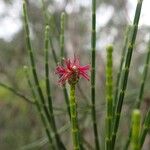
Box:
55, 57, 90, 85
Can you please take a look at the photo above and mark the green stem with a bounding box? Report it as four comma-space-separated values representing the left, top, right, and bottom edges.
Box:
70, 84, 80, 150
23, 2, 66, 149
91, 0, 100, 149
44, 26, 66, 149
59, 12, 71, 118
24, 66, 55, 150
112, 0, 143, 149
124, 35, 150, 150
105, 45, 113, 150
113, 26, 131, 112
23, 0, 51, 128
131, 109, 141, 150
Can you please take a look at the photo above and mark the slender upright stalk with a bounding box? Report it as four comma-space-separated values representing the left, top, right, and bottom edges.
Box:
70, 84, 80, 150
112, 0, 143, 149
139, 109, 150, 148
91, 0, 100, 149
23, 1, 66, 149
60, 13, 84, 149
24, 66, 55, 150
113, 26, 131, 111
23, 1, 50, 123
131, 109, 141, 150
124, 35, 150, 150
44, 26, 66, 149
105, 45, 113, 150
135, 37, 150, 108
60, 12, 71, 118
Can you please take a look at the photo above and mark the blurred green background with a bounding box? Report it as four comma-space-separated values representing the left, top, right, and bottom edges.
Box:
0, 0, 150, 149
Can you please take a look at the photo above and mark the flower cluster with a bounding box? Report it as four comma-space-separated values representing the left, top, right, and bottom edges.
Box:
55, 57, 90, 85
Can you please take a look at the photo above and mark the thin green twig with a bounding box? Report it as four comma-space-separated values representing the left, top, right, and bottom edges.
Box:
23, 2, 66, 149
44, 25, 66, 149
113, 25, 131, 112
112, 0, 143, 149
124, 34, 150, 150
23, 66, 55, 149
91, 0, 100, 149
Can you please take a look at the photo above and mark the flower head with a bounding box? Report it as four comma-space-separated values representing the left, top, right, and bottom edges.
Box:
55, 57, 90, 85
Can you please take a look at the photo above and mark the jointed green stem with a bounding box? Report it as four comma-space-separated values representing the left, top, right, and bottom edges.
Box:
24, 66, 55, 150
112, 0, 143, 149
70, 84, 80, 150
113, 26, 131, 112
59, 12, 71, 118
23, 1, 51, 126
124, 35, 150, 150
105, 45, 113, 150
44, 26, 66, 149
135, 38, 150, 108
91, 0, 100, 149
23, 2, 66, 149
131, 110, 141, 150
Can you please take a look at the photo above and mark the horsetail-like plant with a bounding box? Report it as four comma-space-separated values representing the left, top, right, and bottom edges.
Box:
131, 109, 141, 150
105, 45, 113, 150
23, 1, 50, 123
112, 0, 143, 149
23, 1, 66, 149
91, 0, 100, 149
44, 25, 66, 149
113, 25, 131, 112
55, 56, 90, 150
59, 12, 71, 118
124, 35, 150, 150
24, 66, 55, 149
1, 0, 149, 149
135, 37, 150, 109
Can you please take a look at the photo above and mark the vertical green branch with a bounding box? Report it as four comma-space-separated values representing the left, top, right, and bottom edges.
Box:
59, 12, 71, 118
113, 26, 131, 111
44, 25, 66, 150
70, 84, 80, 150
112, 0, 143, 149
91, 0, 100, 149
105, 45, 113, 150
23, 1, 66, 149
124, 35, 150, 150
135, 37, 150, 108
24, 66, 55, 150
131, 109, 141, 150
23, 0, 50, 124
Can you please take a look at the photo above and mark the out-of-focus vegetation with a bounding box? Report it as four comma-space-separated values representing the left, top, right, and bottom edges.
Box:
0, 0, 150, 149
